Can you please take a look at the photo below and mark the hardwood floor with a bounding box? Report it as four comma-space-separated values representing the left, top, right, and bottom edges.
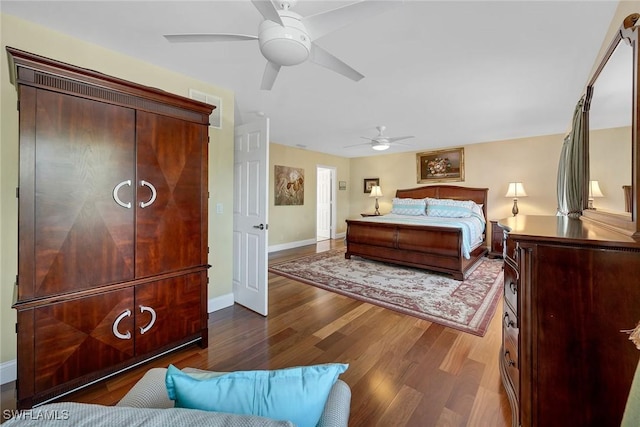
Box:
1, 239, 511, 426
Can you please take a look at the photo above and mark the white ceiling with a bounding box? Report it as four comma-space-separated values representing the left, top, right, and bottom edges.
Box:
1, 0, 619, 157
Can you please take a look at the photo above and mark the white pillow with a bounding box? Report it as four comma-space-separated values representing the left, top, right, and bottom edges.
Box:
471, 202, 486, 223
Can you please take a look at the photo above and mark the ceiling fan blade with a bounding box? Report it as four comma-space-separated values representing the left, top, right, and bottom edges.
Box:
387, 136, 414, 143
261, 61, 281, 90
164, 34, 258, 43
344, 142, 371, 148
309, 44, 364, 82
251, 0, 284, 26
303, 0, 401, 40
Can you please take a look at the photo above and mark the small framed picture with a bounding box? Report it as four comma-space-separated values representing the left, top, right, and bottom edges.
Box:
363, 178, 380, 193
339, 181, 347, 190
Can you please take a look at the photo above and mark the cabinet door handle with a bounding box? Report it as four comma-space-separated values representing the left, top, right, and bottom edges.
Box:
139, 180, 157, 208
139, 305, 156, 334
509, 281, 517, 294
113, 180, 132, 209
112, 309, 132, 340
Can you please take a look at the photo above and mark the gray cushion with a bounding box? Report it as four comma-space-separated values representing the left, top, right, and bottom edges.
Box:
3, 402, 294, 427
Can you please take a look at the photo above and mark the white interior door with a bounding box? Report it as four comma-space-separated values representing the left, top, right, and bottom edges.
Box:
316, 167, 332, 241
233, 118, 269, 316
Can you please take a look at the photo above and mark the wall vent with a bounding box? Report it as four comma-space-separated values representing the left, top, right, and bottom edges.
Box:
189, 89, 222, 129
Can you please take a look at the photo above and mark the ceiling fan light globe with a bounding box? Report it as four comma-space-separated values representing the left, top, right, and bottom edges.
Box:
259, 13, 311, 66
372, 143, 389, 151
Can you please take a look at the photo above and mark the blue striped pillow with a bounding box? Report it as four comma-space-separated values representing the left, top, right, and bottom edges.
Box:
391, 198, 427, 216
426, 198, 474, 218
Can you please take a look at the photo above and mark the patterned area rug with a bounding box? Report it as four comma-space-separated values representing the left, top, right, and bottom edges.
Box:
269, 249, 504, 336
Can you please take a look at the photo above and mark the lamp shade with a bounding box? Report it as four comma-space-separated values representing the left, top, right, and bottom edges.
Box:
369, 185, 383, 198
372, 142, 390, 151
589, 180, 604, 198
505, 182, 527, 198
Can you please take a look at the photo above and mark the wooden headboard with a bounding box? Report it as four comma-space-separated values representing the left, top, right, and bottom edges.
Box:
395, 185, 489, 219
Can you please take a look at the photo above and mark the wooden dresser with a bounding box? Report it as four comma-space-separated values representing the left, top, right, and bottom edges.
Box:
8, 48, 213, 408
497, 215, 640, 427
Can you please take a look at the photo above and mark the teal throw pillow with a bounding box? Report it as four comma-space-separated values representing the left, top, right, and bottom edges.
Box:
391, 197, 427, 215
426, 197, 475, 218
165, 363, 348, 427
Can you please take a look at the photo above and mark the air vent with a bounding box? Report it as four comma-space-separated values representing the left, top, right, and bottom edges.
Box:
189, 89, 221, 129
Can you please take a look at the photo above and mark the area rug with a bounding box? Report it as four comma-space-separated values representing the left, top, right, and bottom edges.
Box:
269, 249, 503, 336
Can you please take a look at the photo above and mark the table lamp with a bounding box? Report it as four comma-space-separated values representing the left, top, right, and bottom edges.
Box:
505, 182, 527, 216
369, 185, 383, 215
588, 180, 604, 209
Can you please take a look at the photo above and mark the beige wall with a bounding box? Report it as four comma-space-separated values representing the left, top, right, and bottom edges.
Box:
590, 126, 632, 213
0, 14, 235, 366
268, 143, 351, 246
349, 134, 563, 224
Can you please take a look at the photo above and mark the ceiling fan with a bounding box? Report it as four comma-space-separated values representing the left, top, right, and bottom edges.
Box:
345, 126, 414, 151
163, 0, 397, 90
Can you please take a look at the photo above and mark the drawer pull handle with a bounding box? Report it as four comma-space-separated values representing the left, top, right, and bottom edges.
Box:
113, 180, 132, 209
503, 312, 515, 328
509, 281, 517, 294
504, 350, 516, 367
139, 305, 157, 334
139, 180, 157, 208
112, 309, 132, 340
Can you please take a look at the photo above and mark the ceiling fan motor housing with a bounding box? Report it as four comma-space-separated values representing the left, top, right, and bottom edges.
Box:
258, 11, 311, 66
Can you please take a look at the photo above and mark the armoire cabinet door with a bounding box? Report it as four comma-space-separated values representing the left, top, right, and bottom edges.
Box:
134, 272, 204, 355
135, 111, 206, 277
32, 288, 135, 394
22, 89, 136, 299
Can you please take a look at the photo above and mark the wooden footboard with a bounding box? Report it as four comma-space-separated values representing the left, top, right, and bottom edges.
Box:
345, 220, 486, 280
344, 185, 489, 280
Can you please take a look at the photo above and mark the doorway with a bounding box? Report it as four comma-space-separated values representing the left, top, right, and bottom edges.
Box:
316, 166, 336, 241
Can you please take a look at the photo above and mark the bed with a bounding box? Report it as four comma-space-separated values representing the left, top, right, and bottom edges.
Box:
345, 185, 488, 280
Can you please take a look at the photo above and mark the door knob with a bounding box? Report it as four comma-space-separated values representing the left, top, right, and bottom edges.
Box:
253, 224, 266, 230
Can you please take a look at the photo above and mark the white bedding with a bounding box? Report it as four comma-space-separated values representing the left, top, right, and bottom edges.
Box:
356, 213, 486, 259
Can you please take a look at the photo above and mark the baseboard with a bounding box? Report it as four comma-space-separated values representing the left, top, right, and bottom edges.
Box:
268, 235, 346, 253
0, 359, 16, 385
208, 292, 234, 313
268, 238, 317, 253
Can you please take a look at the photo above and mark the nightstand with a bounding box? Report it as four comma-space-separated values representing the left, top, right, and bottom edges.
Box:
488, 220, 504, 258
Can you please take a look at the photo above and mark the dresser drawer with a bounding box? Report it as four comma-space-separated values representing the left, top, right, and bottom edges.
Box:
503, 261, 518, 314
502, 335, 520, 395
503, 301, 519, 340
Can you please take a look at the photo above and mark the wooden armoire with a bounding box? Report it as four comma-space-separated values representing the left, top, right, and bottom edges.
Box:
7, 47, 213, 409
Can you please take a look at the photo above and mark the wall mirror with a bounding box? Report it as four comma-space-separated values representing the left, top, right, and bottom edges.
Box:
583, 13, 639, 237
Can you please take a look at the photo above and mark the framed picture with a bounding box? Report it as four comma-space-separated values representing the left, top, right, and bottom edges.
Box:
274, 165, 304, 206
416, 147, 465, 183
339, 181, 347, 190
363, 178, 380, 193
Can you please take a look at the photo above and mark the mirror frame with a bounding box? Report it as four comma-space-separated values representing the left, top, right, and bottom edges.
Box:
583, 13, 640, 238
